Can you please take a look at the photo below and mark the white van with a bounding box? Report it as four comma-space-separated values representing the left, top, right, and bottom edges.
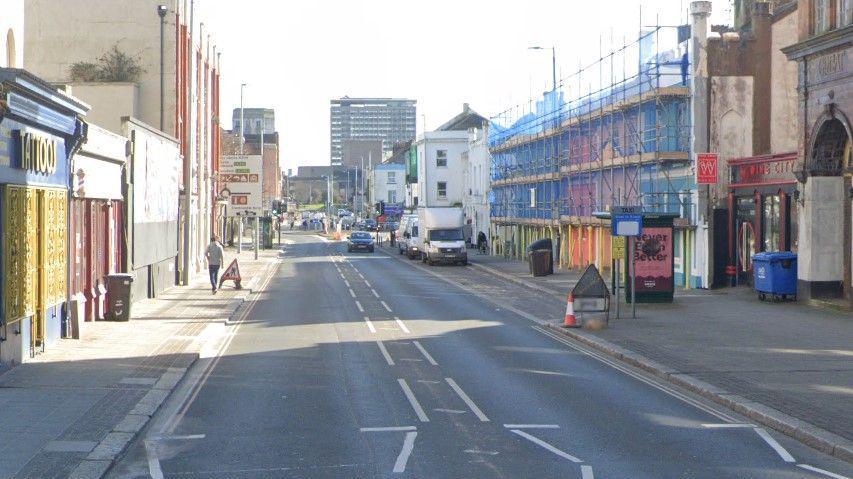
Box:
418, 207, 467, 266
396, 214, 417, 254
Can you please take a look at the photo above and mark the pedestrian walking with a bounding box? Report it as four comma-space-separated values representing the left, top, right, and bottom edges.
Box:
206, 235, 225, 294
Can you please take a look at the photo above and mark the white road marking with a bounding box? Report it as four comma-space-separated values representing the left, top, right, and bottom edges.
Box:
393, 431, 417, 473
701, 423, 754, 428
399, 358, 423, 362
754, 428, 796, 462
510, 429, 583, 463
503, 424, 559, 429
358, 273, 365, 279
797, 464, 850, 479
445, 378, 489, 422
397, 379, 429, 422
412, 341, 438, 365
339, 273, 345, 280
417, 380, 440, 384
348, 288, 356, 298
343, 280, 350, 287
394, 316, 411, 334
355, 301, 364, 312
364, 316, 376, 333
581, 465, 595, 479
364, 280, 372, 287
360, 426, 416, 432
144, 440, 164, 479
434, 408, 467, 414
381, 300, 393, 312
371, 288, 380, 298
464, 448, 499, 455
377, 341, 394, 366
154, 434, 206, 440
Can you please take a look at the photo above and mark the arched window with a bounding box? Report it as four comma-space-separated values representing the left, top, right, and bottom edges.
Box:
6, 29, 16, 68
810, 118, 851, 176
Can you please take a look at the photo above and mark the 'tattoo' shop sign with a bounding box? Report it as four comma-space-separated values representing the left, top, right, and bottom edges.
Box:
221, 155, 262, 215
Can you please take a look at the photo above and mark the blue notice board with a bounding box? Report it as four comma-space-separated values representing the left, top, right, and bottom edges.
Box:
613, 214, 643, 236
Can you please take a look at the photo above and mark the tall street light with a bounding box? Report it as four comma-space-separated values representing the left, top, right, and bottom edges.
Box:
239, 83, 247, 154
157, 4, 168, 130
528, 46, 556, 93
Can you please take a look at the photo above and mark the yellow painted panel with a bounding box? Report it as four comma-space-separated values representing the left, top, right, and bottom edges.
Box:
3, 186, 39, 322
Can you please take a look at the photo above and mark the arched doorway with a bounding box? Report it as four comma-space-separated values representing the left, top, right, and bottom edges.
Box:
809, 117, 853, 298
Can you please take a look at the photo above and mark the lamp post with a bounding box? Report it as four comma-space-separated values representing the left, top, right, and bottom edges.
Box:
157, 5, 167, 131
239, 83, 247, 154
528, 46, 556, 93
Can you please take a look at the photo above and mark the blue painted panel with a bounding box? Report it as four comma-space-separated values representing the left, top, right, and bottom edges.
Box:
0, 117, 70, 188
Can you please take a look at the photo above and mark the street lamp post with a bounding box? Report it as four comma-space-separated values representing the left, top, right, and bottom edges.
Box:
157, 5, 167, 131
528, 46, 556, 93
239, 83, 247, 154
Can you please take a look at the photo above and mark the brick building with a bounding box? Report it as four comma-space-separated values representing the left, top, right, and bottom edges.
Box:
783, 0, 852, 301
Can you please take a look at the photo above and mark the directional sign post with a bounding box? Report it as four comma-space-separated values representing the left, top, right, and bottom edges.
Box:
611, 206, 643, 319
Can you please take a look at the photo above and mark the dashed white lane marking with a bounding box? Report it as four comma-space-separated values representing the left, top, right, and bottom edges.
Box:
464, 448, 499, 455
445, 378, 489, 422
145, 440, 165, 479
412, 341, 438, 365
510, 429, 582, 463
702, 423, 754, 428
155, 434, 206, 440
343, 280, 350, 287
377, 341, 394, 366
339, 273, 345, 280
434, 408, 467, 414
348, 288, 356, 298
502, 424, 559, 429
797, 464, 850, 479
355, 301, 364, 312
397, 379, 429, 422
381, 300, 393, 312
754, 428, 796, 463
364, 280, 372, 287
360, 426, 416, 432
393, 431, 417, 473
371, 289, 380, 298
417, 380, 440, 384
358, 273, 365, 279
364, 316, 376, 333
581, 465, 595, 479
394, 316, 411, 334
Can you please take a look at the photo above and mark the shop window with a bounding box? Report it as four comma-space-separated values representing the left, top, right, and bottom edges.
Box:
763, 195, 781, 252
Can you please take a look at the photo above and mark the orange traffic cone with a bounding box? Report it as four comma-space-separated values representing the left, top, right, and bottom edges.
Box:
563, 293, 580, 328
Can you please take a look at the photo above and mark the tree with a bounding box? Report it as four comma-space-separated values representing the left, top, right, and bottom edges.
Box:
69, 45, 144, 82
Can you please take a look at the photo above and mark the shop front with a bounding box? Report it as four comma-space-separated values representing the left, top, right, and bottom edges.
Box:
0, 69, 87, 364
69, 124, 126, 325
726, 152, 798, 286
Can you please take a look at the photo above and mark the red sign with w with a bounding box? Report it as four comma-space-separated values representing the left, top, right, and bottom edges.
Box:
697, 153, 718, 184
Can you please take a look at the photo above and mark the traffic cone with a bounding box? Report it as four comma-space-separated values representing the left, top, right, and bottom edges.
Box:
563, 293, 580, 328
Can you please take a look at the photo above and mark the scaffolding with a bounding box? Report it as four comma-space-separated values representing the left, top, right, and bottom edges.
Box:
489, 23, 694, 226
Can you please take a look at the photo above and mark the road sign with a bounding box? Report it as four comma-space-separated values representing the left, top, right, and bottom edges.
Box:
697, 153, 718, 184
612, 236, 626, 260
613, 214, 643, 236
221, 155, 262, 216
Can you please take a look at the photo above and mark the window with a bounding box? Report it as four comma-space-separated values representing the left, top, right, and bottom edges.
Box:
436, 149, 447, 167
387, 171, 396, 184
437, 181, 447, 199
814, 0, 832, 33
388, 190, 396, 203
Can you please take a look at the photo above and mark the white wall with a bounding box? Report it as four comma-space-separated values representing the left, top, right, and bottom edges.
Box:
370, 166, 406, 206
67, 82, 139, 135
416, 131, 468, 207
463, 126, 491, 241
770, 11, 799, 154
0, 0, 24, 68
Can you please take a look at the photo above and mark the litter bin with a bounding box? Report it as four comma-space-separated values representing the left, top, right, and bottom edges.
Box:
752, 252, 797, 301
105, 273, 134, 321
526, 238, 554, 277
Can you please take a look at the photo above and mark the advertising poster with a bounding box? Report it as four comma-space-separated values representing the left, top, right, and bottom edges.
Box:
633, 227, 673, 293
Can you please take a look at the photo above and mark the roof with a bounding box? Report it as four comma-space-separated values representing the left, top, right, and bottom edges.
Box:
436, 103, 487, 132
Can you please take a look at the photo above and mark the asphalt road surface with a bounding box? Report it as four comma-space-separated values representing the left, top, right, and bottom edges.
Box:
107, 232, 853, 479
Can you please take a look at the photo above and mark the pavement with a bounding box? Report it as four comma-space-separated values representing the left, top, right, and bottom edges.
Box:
462, 249, 853, 462
0, 247, 280, 479
103, 232, 852, 478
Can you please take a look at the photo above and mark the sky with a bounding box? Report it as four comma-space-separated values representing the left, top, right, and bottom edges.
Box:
202, 0, 734, 172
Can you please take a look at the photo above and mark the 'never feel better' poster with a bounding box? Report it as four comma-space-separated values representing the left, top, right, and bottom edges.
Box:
633, 227, 673, 293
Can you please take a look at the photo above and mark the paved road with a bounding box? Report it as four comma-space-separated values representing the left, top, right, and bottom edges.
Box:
107, 232, 853, 478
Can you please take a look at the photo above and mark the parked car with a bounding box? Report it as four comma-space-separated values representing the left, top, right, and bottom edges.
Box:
347, 231, 374, 253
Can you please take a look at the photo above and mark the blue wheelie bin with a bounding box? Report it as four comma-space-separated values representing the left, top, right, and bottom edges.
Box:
752, 252, 797, 301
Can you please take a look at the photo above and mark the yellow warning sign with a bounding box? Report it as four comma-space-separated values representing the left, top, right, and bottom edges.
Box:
612, 236, 626, 260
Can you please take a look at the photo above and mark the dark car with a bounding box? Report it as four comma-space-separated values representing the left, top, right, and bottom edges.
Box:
347, 231, 374, 253
363, 219, 378, 231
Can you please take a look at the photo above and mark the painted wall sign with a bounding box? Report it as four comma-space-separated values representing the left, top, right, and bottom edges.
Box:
633, 227, 673, 293
809, 47, 848, 84
18, 131, 58, 175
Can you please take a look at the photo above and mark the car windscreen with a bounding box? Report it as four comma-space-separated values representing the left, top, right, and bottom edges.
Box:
351, 233, 371, 239
428, 228, 463, 241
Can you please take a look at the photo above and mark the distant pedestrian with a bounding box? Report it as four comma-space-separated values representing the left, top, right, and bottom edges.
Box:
206, 235, 225, 294
290, 220, 294, 230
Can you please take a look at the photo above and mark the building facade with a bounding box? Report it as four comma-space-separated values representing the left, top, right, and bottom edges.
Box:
415, 131, 469, 208
0, 69, 87, 365
233, 108, 275, 136
370, 163, 406, 206
0, 0, 23, 69
783, 0, 852, 301
330, 97, 416, 165
463, 125, 491, 249
24, 0, 222, 288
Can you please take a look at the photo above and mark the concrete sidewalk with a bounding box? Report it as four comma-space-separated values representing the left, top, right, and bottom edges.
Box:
0, 248, 280, 479
466, 252, 853, 462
